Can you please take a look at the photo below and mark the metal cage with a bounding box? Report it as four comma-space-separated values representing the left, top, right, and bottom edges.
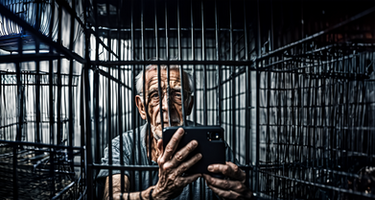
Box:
0, 0, 374, 199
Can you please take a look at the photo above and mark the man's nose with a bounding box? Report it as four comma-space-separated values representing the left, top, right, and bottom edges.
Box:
161, 93, 169, 111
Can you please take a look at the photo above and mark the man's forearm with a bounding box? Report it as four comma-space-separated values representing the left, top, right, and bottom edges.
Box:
104, 186, 155, 200
103, 175, 156, 200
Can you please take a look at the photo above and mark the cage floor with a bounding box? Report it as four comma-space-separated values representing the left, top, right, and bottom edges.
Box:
0, 147, 75, 200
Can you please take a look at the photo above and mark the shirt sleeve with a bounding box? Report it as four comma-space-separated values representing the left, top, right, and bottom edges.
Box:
96, 134, 132, 180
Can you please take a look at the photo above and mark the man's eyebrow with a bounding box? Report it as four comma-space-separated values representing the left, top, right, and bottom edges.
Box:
171, 86, 182, 91
147, 87, 158, 94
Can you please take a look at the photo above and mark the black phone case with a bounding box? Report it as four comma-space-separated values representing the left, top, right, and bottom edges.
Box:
162, 126, 226, 176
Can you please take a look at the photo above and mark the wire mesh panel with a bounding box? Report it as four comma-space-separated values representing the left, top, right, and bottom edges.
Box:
83, 0, 375, 200
255, 1, 375, 199
0, 0, 86, 199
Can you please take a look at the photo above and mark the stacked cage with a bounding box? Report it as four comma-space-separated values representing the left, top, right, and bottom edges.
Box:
0, 0, 85, 199
255, 1, 375, 199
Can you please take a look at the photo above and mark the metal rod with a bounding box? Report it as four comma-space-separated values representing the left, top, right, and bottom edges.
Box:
177, 0, 182, 60
68, 0, 76, 173
167, 65, 171, 127
214, 0, 222, 127
157, 65, 164, 130
93, 60, 256, 69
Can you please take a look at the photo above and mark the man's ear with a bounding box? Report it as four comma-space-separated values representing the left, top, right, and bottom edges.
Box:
135, 95, 147, 120
186, 95, 194, 116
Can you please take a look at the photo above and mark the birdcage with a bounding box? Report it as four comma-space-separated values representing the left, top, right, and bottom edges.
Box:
1, 0, 374, 200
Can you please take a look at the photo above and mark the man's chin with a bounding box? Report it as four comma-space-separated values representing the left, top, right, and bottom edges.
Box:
151, 122, 182, 139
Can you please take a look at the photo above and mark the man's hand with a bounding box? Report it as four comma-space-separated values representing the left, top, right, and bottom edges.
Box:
153, 128, 202, 200
203, 162, 252, 200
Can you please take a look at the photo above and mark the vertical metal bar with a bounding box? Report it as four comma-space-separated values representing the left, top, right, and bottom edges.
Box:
243, 0, 251, 189
115, 0, 125, 196
255, 0, 262, 195
201, 1, 207, 126
82, 0, 90, 199
157, 65, 164, 129
48, 0, 55, 196
131, 0, 141, 190
131, 62, 138, 188
165, 1, 171, 128
57, 2, 62, 146
167, 66, 171, 128
177, 0, 182, 61
154, 0, 159, 60
84, 65, 93, 200
190, 0, 197, 126
214, 0, 221, 126
105, 0, 114, 198
36, 44, 41, 144
177, 0, 186, 126
203, 66, 207, 126
201, 1, 205, 61
155, 0, 164, 132
13, 36, 23, 200
229, 0, 236, 158
200, 1, 206, 198
165, 0, 169, 61
68, 0, 76, 172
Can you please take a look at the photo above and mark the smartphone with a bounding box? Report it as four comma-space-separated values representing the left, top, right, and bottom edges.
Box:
162, 126, 226, 177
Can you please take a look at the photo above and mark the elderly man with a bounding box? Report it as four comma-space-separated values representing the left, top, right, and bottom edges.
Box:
97, 65, 252, 200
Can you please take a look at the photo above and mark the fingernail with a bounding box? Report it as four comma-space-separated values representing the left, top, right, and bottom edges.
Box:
207, 165, 213, 171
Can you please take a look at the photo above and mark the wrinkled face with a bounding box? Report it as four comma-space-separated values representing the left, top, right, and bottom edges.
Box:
135, 68, 193, 139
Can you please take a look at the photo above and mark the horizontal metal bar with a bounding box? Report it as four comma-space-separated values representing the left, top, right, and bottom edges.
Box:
91, 163, 254, 171
0, 53, 63, 63
91, 163, 159, 170
96, 27, 245, 33
0, 140, 84, 150
93, 60, 255, 67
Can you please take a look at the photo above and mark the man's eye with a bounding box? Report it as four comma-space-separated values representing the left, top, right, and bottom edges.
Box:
174, 92, 182, 97
150, 93, 159, 99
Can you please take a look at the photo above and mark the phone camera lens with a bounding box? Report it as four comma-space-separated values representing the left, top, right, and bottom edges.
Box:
207, 132, 221, 140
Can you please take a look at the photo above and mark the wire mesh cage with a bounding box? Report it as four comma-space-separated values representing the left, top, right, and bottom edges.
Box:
0, 0, 85, 199
0, 0, 374, 200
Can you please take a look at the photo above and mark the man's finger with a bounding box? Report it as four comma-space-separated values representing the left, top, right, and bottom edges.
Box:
162, 128, 185, 161
207, 161, 246, 181
169, 139, 198, 166
175, 153, 202, 175
206, 183, 243, 200
203, 174, 247, 193
157, 139, 163, 154
175, 173, 202, 188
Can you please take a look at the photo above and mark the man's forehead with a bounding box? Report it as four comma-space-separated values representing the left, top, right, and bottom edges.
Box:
145, 69, 182, 88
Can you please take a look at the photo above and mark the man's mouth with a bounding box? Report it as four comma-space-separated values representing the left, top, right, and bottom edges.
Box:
156, 119, 180, 127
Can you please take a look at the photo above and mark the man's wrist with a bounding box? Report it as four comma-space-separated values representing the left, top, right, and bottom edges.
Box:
145, 186, 156, 200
